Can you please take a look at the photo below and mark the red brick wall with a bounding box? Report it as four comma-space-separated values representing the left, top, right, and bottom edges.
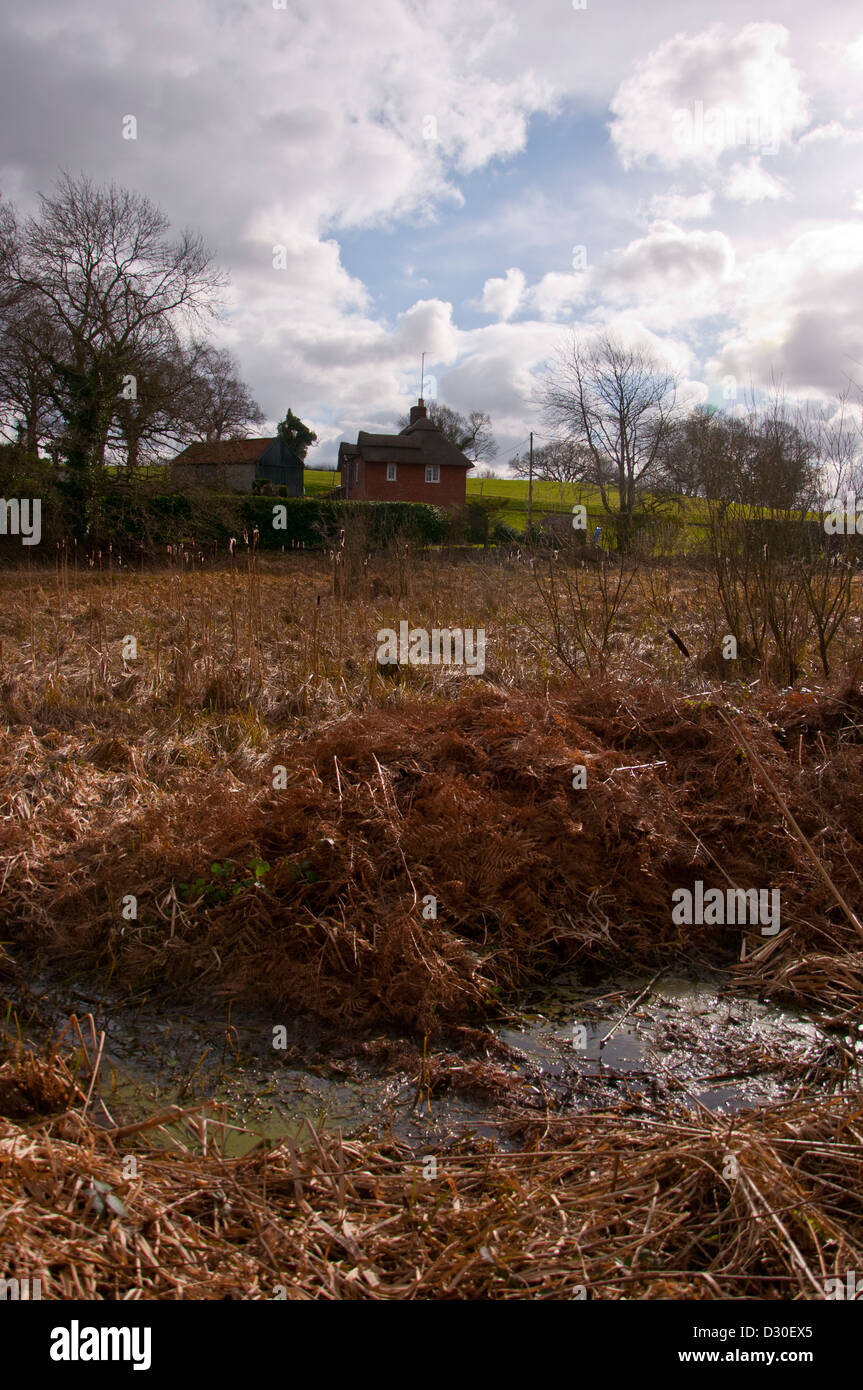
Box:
340, 459, 468, 508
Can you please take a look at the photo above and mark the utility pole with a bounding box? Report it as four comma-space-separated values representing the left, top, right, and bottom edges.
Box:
527, 431, 534, 534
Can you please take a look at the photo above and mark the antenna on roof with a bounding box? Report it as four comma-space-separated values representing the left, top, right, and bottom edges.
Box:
420, 351, 425, 401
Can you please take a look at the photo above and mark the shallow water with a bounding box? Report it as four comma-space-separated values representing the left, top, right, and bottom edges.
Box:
7, 975, 505, 1155
3, 965, 849, 1155
498, 969, 831, 1114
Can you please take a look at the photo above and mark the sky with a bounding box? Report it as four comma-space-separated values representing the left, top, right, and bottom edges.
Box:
2, 0, 863, 468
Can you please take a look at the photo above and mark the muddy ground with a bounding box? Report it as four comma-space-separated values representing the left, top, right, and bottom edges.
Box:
2, 962, 853, 1159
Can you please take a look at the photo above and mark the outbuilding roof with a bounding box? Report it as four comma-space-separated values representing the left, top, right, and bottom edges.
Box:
172, 439, 274, 466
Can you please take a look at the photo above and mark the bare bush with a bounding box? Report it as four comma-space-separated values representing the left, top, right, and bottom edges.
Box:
526, 550, 638, 676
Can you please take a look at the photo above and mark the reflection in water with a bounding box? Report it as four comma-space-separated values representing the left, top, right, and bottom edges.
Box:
499, 971, 829, 1114
8, 968, 843, 1156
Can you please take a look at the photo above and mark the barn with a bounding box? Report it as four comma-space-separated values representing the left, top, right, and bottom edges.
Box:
337, 400, 473, 509
170, 436, 304, 494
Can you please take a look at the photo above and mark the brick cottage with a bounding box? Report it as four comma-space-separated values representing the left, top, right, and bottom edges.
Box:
337, 399, 473, 508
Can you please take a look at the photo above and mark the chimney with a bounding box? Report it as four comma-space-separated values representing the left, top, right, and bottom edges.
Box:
409, 398, 427, 424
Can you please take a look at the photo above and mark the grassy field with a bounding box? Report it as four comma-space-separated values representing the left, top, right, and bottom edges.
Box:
302, 468, 720, 541
107, 462, 713, 541
2, 546, 862, 1298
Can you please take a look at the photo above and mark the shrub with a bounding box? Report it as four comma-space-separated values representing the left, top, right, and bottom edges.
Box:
243, 497, 450, 550
1, 467, 452, 557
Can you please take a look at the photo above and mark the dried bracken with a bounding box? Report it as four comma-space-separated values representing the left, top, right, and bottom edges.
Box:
4, 667, 863, 1030
2, 555, 863, 1300
1, 1033, 861, 1300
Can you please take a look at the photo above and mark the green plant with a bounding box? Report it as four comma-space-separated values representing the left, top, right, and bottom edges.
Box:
277, 408, 318, 461
287, 858, 318, 884
178, 858, 271, 905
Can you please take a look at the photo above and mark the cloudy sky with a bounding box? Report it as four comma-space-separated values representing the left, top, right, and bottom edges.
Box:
2, 0, 863, 467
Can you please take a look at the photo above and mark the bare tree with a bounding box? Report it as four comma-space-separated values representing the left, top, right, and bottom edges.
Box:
458, 409, 498, 463
702, 400, 853, 685
108, 338, 266, 467
0, 195, 20, 312
397, 400, 498, 462
543, 332, 680, 549
747, 396, 820, 512
0, 299, 61, 453
508, 437, 588, 483
183, 343, 265, 442
813, 390, 863, 509
654, 394, 823, 513
9, 173, 225, 533
108, 335, 197, 468
653, 406, 725, 498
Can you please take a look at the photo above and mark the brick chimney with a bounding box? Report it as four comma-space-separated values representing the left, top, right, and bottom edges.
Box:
409, 398, 427, 424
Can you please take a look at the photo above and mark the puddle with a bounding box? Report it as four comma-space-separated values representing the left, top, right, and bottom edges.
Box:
2, 966, 855, 1154
2, 976, 505, 1155
498, 970, 847, 1114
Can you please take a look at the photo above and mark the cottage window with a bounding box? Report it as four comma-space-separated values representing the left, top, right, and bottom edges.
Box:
386, 463, 397, 481
355, 460, 360, 483
425, 464, 440, 483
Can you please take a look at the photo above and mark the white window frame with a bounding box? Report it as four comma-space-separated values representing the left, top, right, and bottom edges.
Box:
425, 464, 440, 483
354, 460, 360, 483
386, 462, 397, 481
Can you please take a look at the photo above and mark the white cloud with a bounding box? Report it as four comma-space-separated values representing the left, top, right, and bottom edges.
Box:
392, 299, 461, 363
723, 158, 790, 203
798, 121, 863, 145
7, 0, 863, 462
648, 188, 715, 221
526, 220, 736, 330
20, 0, 556, 452
241, 219, 371, 314
708, 222, 863, 394
558, 316, 699, 382
530, 271, 591, 320
589, 221, 736, 330
609, 22, 809, 170
477, 267, 527, 319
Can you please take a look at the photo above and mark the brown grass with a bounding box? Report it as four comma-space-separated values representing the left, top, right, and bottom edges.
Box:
1, 1029, 861, 1300
2, 552, 863, 1299
1, 557, 863, 1032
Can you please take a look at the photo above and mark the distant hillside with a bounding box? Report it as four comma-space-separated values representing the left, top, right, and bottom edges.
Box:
106, 463, 709, 540
303, 469, 712, 537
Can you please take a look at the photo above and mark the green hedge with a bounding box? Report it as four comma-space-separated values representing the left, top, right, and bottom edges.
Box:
239, 497, 450, 548
7, 475, 451, 554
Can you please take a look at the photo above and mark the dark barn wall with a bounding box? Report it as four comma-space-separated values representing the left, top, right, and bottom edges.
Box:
257, 439, 304, 495
172, 461, 258, 492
